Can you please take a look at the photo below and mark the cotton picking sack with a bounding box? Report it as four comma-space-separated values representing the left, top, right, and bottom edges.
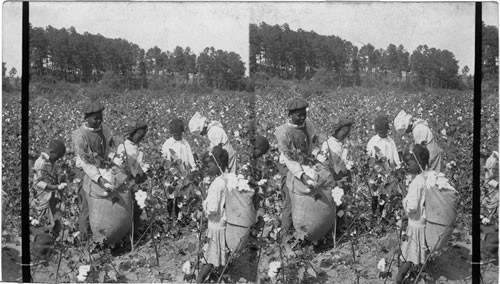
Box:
225, 173, 256, 252
424, 171, 459, 251
289, 163, 336, 241
84, 172, 133, 244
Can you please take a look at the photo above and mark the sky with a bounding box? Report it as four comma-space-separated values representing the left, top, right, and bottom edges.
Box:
2, 2, 251, 76
1, 2, 499, 76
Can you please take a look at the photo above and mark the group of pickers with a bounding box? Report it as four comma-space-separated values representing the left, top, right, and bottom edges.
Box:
30, 97, 498, 283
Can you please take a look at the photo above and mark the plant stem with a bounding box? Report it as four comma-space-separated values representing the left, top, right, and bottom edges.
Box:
55, 226, 65, 283
350, 237, 356, 263
131, 189, 135, 252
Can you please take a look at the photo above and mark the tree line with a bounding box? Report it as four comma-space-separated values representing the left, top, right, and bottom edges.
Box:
250, 22, 498, 89
29, 24, 247, 90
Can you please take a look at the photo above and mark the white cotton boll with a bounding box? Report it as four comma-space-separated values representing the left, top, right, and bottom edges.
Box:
345, 161, 354, 170
316, 153, 327, 163
257, 179, 267, 186
234, 130, 240, 138
31, 219, 40, 226
113, 157, 124, 167
263, 214, 271, 222
141, 163, 150, 172
237, 177, 252, 192
377, 258, 387, 272
482, 217, 491, 225
268, 261, 282, 278
441, 129, 447, 136
337, 210, 344, 218
77, 265, 91, 282
134, 190, 147, 209
182, 261, 192, 275
331, 187, 344, 206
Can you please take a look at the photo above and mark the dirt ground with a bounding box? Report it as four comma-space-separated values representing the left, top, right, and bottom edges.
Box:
23, 228, 498, 284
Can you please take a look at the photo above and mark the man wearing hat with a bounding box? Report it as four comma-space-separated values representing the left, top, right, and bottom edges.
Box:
71, 101, 115, 240
274, 98, 318, 237
320, 117, 354, 176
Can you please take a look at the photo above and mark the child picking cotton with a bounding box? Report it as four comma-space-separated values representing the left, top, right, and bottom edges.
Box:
161, 118, 197, 219
31, 140, 67, 229
319, 117, 354, 235
482, 151, 499, 223
113, 120, 149, 234
396, 144, 458, 283
197, 145, 230, 283
366, 115, 402, 219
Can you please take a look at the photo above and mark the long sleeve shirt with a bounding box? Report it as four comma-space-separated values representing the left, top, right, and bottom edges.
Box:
366, 134, 401, 168
403, 173, 426, 226
203, 175, 227, 224
321, 136, 349, 174
275, 120, 317, 179
161, 137, 196, 170
32, 152, 59, 210
117, 139, 146, 177
72, 124, 114, 183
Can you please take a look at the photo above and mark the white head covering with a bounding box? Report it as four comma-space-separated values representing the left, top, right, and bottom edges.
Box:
188, 112, 207, 133
393, 110, 413, 132
412, 119, 433, 144
207, 121, 229, 147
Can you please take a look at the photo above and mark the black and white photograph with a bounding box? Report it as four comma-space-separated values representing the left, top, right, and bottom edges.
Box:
1, 1, 499, 283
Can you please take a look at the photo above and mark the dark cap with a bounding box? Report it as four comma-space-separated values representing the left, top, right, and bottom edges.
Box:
331, 117, 353, 133
287, 98, 309, 111
83, 101, 105, 115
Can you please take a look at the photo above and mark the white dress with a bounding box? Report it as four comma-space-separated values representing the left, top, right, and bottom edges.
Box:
203, 175, 228, 267
401, 174, 428, 265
